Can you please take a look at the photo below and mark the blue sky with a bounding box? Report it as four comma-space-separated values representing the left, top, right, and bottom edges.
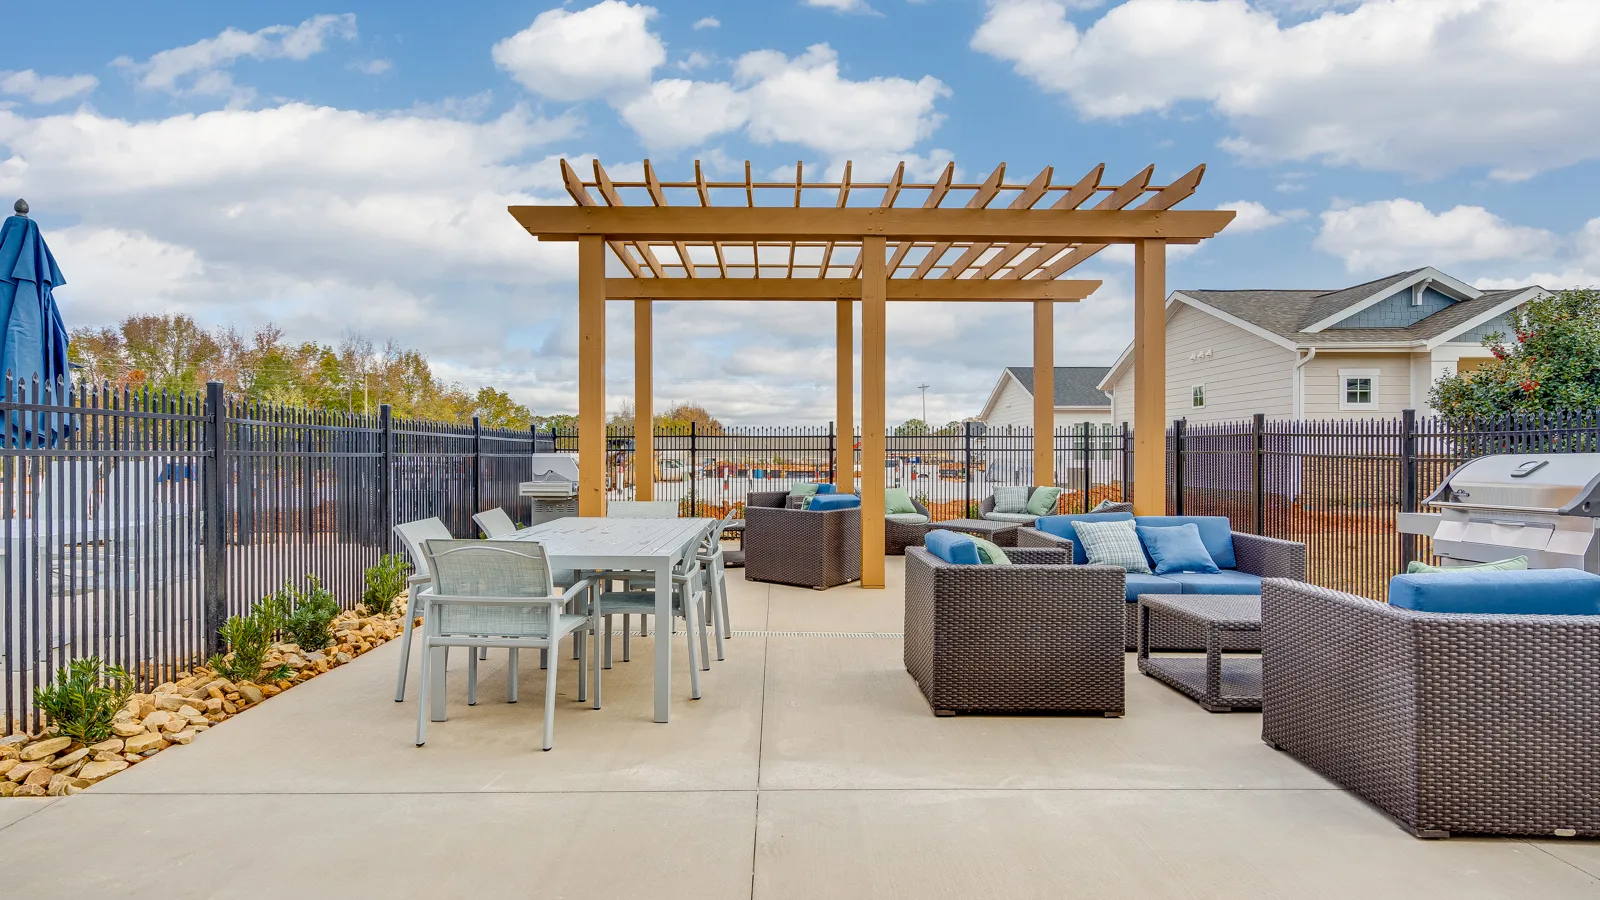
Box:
4, 0, 1597, 423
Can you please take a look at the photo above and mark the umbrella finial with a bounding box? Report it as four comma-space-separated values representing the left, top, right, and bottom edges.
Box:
12, 199, 26, 217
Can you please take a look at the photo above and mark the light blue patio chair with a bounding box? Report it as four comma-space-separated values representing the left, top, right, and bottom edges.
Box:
392, 516, 453, 702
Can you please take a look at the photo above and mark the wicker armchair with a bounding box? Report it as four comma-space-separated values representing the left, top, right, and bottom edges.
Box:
743, 490, 861, 589
904, 546, 1125, 716
1017, 526, 1306, 651
885, 496, 932, 556
978, 485, 1055, 523
1260, 578, 1600, 839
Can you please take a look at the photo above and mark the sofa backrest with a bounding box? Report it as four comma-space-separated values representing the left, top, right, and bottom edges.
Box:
1132, 515, 1237, 570
1034, 512, 1134, 565
1388, 568, 1600, 616
924, 530, 981, 565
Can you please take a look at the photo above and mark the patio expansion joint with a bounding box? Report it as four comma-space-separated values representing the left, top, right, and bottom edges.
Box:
0, 799, 57, 835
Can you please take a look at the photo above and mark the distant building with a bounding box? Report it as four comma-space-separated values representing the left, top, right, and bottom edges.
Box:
1099, 266, 1545, 425
976, 366, 1113, 430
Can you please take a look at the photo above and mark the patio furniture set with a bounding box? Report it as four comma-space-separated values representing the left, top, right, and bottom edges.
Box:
898, 485, 1600, 840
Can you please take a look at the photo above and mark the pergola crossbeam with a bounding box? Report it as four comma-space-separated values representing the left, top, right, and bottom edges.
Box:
602, 278, 1100, 300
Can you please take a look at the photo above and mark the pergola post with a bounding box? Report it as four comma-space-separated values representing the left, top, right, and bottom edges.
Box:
634, 299, 654, 502
1032, 300, 1055, 489
836, 299, 854, 494
1133, 239, 1166, 515
578, 235, 607, 516
860, 236, 887, 589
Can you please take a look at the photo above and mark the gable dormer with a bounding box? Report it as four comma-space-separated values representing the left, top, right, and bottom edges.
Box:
1301, 268, 1482, 333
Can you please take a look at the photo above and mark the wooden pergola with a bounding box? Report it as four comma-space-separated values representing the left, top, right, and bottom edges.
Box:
510, 159, 1234, 588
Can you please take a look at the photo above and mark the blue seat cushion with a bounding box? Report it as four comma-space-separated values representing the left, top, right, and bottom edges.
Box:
1124, 572, 1182, 602
1388, 568, 1600, 616
815, 483, 837, 495
925, 530, 981, 565
1133, 516, 1237, 569
808, 494, 860, 512
1167, 570, 1262, 595
1034, 512, 1135, 565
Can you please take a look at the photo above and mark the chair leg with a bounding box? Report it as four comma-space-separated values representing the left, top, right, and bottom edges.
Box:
604, 615, 614, 670
640, 613, 649, 638
429, 646, 449, 723
467, 650, 478, 706
576, 632, 588, 702
507, 648, 519, 703
710, 584, 726, 662
697, 593, 712, 672
395, 584, 421, 702
543, 643, 558, 751
622, 614, 631, 662
717, 563, 731, 640
478, 646, 488, 661
683, 600, 703, 700
415, 638, 431, 746
539, 648, 548, 670
592, 624, 603, 710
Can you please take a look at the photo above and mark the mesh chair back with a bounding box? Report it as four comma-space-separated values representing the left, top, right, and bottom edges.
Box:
393, 517, 452, 576
607, 500, 679, 518
472, 508, 519, 538
422, 539, 558, 637
706, 508, 739, 553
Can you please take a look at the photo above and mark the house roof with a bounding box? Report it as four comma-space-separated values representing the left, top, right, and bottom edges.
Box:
1004, 367, 1112, 407
1182, 285, 1533, 347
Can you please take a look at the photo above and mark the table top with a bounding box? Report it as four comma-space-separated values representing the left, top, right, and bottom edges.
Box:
931, 518, 1021, 533
1138, 594, 1261, 629
507, 517, 712, 566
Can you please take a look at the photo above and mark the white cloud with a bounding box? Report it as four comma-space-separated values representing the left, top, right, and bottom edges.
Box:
1476, 218, 1600, 290
804, 0, 878, 14
115, 14, 358, 105
693, 16, 721, 29
676, 51, 714, 72
1314, 199, 1555, 272
492, 1, 666, 102
350, 59, 393, 76
1216, 200, 1303, 233
0, 71, 98, 104
617, 79, 748, 149
972, 0, 1600, 178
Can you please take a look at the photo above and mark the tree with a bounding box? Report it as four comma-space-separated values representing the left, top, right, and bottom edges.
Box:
657, 402, 724, 434
1430, 288, 1600, 421
893, 418, 930, 436
473, 387, 535, 429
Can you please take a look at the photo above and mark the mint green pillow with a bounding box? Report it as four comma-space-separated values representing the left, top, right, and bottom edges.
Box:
789, 482, 821, 499
1406, 556, 1528, 575
971, 537, 1011, 565
1026, 486, 1063, 517
885, 487, 918, 515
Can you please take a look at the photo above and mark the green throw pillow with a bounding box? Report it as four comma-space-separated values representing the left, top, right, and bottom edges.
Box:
789, 482, 821, 499
885, 487, 918, 515
1026, 486, 1063, 516
1406, 556, 1528, 575
971, 537, 1011, 565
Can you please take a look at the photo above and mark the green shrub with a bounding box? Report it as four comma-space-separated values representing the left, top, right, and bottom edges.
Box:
34, 657, 133, 745
275, 575, 340, 651
361, 554, 412, 616
209, 597, 291, 685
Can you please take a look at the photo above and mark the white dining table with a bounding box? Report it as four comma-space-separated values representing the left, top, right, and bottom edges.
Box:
506, 516, 712, 723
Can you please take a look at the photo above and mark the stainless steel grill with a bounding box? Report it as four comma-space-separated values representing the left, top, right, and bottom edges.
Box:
1398, 453, 1600, 572
519, 454, 580, 524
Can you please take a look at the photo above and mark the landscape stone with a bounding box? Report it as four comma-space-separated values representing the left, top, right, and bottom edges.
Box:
57, 758, 85, 777
177, 705, 202, 718
13, 783, 45, 797
154, 693, 186, 711
88, 738, 124, 753
113, 720, 146, 738
165, 730, 194, 745
122, 753, 143, 763
204, 697, 223, 711
335, 652, 352, 664
162, 717, 187, 734
49, 748, 89, 769
123, 732, 165, 754
142, 710, 172, 731
0, 744, 18, 760
236, 683, 264, 705
24, 765, 55, 787
0, 758, 16, 777
20, 736, 71, 760
93, 751, 122, 762
77, 758, 129, 783
0, 734, 26, 747
0, 781, 15, 796
7, 760, 47, 782
221, 699, 238, 714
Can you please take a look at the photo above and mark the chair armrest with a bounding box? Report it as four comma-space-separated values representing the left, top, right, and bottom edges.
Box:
407, 573, 431, 585
1016, 527, 1073, 557
1232, 532, 1307, 580
1007, 547, 1069, 566
978, 495, 996, 517
746, 491, 789, 509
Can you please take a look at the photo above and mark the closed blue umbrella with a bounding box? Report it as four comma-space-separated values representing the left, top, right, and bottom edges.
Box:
0, 199, 73, 443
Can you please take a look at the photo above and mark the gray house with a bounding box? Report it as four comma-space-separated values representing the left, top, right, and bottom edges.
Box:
977, 366, 1113, 429
1099, 267, 1545, 424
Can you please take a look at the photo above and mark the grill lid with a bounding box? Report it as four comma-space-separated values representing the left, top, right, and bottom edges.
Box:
1425, 453, 1600, 516
520, 453, 580, 498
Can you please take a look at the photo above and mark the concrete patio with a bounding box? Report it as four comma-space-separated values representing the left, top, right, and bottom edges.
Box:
1, 557, 1596, 898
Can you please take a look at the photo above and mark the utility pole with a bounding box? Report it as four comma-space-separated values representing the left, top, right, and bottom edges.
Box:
917, 382, 930, 424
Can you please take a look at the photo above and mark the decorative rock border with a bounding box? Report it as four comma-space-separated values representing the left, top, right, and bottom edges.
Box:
2, 606, 406, 797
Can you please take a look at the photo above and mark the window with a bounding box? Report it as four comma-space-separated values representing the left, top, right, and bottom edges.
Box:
1191, 384, 1206, 408
1339, 369, 1379, 410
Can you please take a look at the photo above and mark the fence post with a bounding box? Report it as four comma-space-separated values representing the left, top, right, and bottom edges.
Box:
689, 421, 698, 516
471, 415, 482, 516
1080, 421, 1092, 513
963, 420, 973, 517
378, 405, 392, 549
828, 420, 836, 486
1172, 418, 1187, 516
1253, 412, 1266, 536
1120, 422, 1130, 505
1400, 408, 1418, 567
202, 381, 227, 655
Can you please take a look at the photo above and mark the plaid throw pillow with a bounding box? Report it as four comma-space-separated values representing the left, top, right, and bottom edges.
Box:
1073, 519, 1151, 574
992, 485, 1031, 514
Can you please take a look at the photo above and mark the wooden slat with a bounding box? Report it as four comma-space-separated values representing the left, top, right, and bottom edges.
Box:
940, 165, 1052, 279
851, 162, 904, 278
911, 163, 1007, 279
594, 160, 666, 278
1028, 164, 1207, 280
566, 159, 644, 278
973, 164, 1104, 280
603, 278, 1099, 300
1003, 165, 1155, 280
886, 162, 956, 277
695, 160, 728, 277
642, 160, 693, 277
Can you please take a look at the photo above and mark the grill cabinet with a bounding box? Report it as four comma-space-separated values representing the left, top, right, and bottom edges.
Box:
519, 454, 580, 525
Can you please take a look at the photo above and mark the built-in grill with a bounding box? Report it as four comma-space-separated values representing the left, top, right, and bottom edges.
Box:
1398, 454, 1600, 573
519, 454, 580, 525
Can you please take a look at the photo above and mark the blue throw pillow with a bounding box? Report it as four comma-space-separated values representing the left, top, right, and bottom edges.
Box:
1034, 512, 1135, 565
815, 483, 837, 495
925, 530, 981, 565
1133, 516, 1237, 569
1136, 523, 1220, 575
808, 494, 860, 512
1388, 568, 1600, 616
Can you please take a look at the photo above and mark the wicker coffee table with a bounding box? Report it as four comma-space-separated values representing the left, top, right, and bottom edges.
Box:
1137, 594, 1261, 712
928, 518, 1021, 547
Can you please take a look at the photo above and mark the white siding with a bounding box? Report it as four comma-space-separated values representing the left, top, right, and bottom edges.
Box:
1053, 407, 1112, 429
1107, 364, 1134, 427
1301, 352, 1413, 419
1164, 304, 1295, 423
981, 375, 1034, 428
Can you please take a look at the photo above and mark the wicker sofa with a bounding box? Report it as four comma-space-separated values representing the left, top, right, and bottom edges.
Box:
743, 490, 861, 589
904, 546, 1125, 716
1260, 577, 1600, 838
978, 484, 1057, 524
1018, 514, 1306, 650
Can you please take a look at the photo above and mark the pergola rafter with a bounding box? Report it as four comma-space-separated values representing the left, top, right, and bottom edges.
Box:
511, 158, 1235, 596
